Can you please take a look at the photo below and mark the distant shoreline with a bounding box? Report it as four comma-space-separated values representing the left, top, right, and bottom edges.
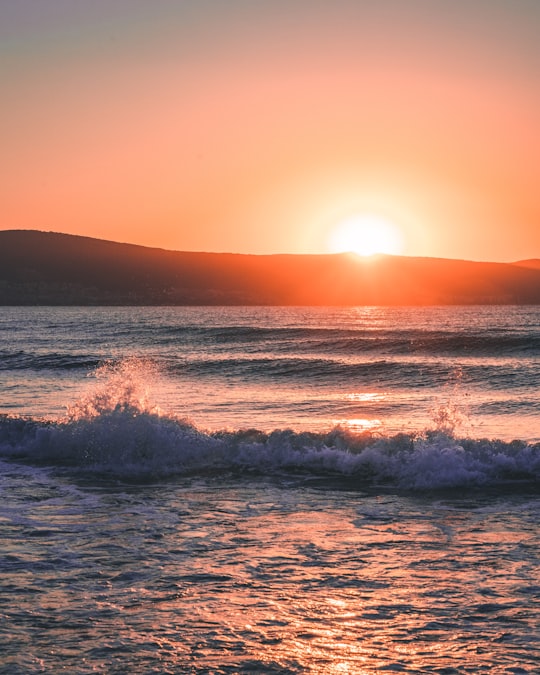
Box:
1, 230, 539, 306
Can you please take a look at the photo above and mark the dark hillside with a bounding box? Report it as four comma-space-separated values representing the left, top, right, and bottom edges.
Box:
1, 230, 539, 305
513, 259, 540, 271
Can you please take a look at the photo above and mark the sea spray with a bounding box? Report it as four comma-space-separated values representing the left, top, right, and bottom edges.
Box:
429, 366, 472, 436
65, 357, 163, 420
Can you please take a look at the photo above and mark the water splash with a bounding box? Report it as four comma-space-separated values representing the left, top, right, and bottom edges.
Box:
430, 366, 471, 435
65, 358, 162, 421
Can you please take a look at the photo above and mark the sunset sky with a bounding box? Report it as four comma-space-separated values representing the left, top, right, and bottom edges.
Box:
1, 0, 539, 261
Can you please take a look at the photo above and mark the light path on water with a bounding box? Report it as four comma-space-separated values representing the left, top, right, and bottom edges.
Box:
1, 461, 539, 674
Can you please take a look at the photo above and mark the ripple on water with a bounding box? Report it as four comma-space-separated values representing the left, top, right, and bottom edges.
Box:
0, 474, 539, 673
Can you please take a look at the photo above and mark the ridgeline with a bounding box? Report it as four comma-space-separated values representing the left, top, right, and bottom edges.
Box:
1, 230, 539, 305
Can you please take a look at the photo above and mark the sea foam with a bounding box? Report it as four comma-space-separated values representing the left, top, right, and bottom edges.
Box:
1, 411, 538, 489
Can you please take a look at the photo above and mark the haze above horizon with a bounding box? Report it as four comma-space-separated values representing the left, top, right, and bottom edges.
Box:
1, 1, 539, 262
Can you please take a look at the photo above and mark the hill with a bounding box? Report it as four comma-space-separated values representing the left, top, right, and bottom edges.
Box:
0, 230, 539, 305
513, 259, 540, 270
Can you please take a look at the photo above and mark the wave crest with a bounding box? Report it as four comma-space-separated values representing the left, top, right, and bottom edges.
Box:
0, 409, 538, 488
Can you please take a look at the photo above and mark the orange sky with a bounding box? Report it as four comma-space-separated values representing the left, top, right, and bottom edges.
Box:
1, 1, 539, 261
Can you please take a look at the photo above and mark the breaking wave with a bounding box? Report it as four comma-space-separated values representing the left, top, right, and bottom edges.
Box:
0, 359, 538, 489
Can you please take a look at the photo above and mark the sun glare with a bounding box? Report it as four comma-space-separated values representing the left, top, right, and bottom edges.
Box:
329, 214, 404, 257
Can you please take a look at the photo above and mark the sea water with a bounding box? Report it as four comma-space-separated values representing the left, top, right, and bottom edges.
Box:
0, 306, 539, 673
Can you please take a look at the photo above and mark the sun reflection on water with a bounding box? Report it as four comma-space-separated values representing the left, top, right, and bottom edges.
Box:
2, 473, 538, 673
335, 417, 383, 432
343, 392, 387, 402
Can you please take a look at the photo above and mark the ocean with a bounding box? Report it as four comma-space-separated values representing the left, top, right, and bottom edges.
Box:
0, 305, 539, 673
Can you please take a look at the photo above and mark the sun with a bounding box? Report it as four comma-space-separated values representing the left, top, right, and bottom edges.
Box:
328, 214, 404, 257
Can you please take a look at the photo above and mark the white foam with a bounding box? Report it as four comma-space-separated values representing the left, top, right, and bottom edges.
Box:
0, 408, 538, 488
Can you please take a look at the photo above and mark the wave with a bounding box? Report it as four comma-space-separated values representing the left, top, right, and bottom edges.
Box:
146, 325, 540, 355
1, 409, 538, 489
1, 358, 537, 489
0, 350, 101, 371
176, 355, 532, 387
274, 332, 540, 358
3, 349, 534, 393
4, 327, 536, 372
